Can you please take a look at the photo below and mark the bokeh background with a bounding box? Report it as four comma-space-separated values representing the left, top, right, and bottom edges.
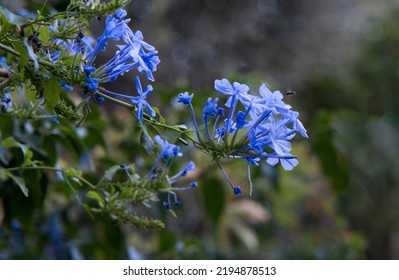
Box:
1, 0, 399, 259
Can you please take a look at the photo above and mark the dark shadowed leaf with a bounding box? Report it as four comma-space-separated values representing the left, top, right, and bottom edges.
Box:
202, 177, 226, 224
7, 173, 29, 197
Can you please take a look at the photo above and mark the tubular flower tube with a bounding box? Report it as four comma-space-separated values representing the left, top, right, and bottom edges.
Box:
130, 76, 156, 122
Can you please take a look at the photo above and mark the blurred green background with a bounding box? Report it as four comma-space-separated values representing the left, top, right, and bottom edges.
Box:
1, 0, 399, 259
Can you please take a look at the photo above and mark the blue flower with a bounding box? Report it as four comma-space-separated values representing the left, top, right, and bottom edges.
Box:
95, 95, 105, 103
235, 110, 251, 129
153, 135, 183, 161
71, 36, 95, 58
202, 97, 221, 141
202, 97, 219, 119
131, 76, 156, 122
4, 93, 11, 107
256, 83, 291, 115
265, 152, 299, 170
177, 92, 193, 106
88, 8, 132, 63
214, 78, 253, 109
147, 135, 182, 177
131, 30, 156, 52
59, 80, 73, 91
83, 65, 96, 76
83, 65, 98, 92
233, 186, 242, 195
145, 135, 197, 209
51, 117, 60, 125
1, 92, 12, 112
83, 8, 160, 87
123, 44, 160, 81
0, 57, 10, 70
137, 50, 160, 81
170, 161, 195, 183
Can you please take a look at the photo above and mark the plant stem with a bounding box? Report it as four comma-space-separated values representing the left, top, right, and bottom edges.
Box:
0, 42, 55, 69
2, 165, 96, 189
214, 158, 236, 191
96, 90, 135, 110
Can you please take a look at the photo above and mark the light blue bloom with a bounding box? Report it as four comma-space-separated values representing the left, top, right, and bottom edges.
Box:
147, 135, 182, 177
59, 80, 73, 91
256, 83, 291, 115
214, 78, 254, 109
86, 9, 160, 83
130, 30, 156, 52
177, 92, 193, 106
265, 152, 299, 170
1, 92, 12, 112
154, 135, 182, 161
202, 97, 219, 119
95, 95, 105, 102
88, 8, 132, 63
131, 76, 156, 122
83, 65, 98, 91
170, 161, 195, 184
145, 136, 197, 209
0, 57, 10, 70
4, 93, 12, 107
202, 97, 221, 141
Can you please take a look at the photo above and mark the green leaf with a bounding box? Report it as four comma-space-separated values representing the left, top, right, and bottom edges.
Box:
44, 75, 62, 112
202, 177, 226, 224
7, 173, 29, 197
152, 107, 165, 124
140, 125, 156, 154
22, 149, 34, 167
1, 136, 20, 148
38, 25, 50, 45
0, 7, 27, 37
13, 42, 29, 70
0, 6, 28, 25
65, 167, 82, 178
148, 122, 193, 144
312, 111, 350, 192
79, 16, 90, 27
102, 165, 121, 181
2, 136, 32, 164
158, 230, 177, 253
82, 203, 95, 220
86, 190, 105, 206
0, 169, 7, 180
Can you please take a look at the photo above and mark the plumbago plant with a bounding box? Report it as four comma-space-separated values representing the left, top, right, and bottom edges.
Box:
0, 1, 308, 232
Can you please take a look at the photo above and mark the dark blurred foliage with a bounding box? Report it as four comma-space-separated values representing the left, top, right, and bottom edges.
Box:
2, 0, 399, 259
301, 9, 399, 259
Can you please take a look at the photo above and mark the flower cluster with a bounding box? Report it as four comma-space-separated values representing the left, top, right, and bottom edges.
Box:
82, 8, 160, 122
146, 135, 197, 209
86, 9, 160, 82
178, 78, 308, 195
45, 8, 160, 123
